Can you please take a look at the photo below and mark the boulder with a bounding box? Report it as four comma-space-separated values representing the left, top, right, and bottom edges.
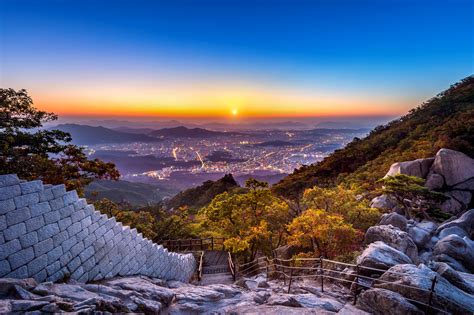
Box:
0, 278, 37, 297
293, 294, 344, 312
253, 291, 271, 304
273, 244, 305, 260
429, 262, 474, 294
337, 303, 371, 315
357, 288, 423, 315
407, 221, 437, 249
454, 178, 474, 190
384, 158, 434, 179
433, 235, 474, 273
447, 190, 472, 206
440, 196, 463, 215
437, 209, 474, 237
438, 226, 469, 239
431, 149, 474, 187
376, 264, 474, 313
424, 173, 445, 190
370, 195, 398, 210
357, 241, 413, 274
266, 294, 301, 307
364, 225, 418, 262
378, 213, 407, 231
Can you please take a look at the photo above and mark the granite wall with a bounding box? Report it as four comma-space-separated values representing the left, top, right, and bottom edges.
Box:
0, 174, 195, 283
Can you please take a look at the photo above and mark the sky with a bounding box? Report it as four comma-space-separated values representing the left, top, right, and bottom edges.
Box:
0, 0, 473, 120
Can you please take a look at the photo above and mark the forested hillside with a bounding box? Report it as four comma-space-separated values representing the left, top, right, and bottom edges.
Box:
273, 76, 474, 199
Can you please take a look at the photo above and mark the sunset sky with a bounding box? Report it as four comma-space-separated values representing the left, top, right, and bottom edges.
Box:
1, 0, 472, 119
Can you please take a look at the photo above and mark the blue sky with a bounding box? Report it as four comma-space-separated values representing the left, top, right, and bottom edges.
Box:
0, 0, 472, 118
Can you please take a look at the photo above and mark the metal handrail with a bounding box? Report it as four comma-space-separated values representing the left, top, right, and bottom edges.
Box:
197, 251, 204, 281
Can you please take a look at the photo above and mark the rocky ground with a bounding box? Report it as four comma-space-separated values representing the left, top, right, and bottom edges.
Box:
0, 275, 367, 314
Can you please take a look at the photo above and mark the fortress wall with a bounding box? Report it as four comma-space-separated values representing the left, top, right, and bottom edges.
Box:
0, 174, 195, 283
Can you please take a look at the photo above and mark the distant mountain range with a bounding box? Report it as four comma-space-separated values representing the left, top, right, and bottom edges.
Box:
51, 124, 160, 145
148, 126, 242, 138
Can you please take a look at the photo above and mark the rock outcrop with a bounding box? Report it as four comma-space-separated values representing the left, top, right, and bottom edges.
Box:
0, 174, 195, 283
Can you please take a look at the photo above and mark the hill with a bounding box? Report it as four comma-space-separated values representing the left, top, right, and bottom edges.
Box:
149, 126, 242, 138
165, 174, 242, 211
85, 179, 178, 206
273, 76, 474, 199
51, 124, 160, 145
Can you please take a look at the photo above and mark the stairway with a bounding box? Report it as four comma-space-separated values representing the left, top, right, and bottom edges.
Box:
200, 251, 235, 285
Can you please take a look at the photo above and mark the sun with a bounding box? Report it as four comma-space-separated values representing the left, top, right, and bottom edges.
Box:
231, 108, 238, 116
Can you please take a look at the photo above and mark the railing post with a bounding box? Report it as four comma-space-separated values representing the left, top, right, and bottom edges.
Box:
320, 256, 324, 293
211, 237, 214, 251
200, 239, 203, 251
353, 264, 360, 305
287, 268, 293, 293
266, 257, 269, 280
428, 276, 437, 308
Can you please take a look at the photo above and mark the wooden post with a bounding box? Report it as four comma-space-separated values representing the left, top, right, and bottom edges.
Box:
320, 256, 324, 293
287, 268, 294, 293
353, 264, 360, 305
428, 276, 437, 307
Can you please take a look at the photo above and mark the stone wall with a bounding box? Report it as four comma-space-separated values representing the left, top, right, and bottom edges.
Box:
0, 174, 195, 283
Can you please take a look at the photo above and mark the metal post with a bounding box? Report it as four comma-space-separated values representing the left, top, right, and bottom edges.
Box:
320, 256, 324, 293
428, 276, 437, 307
287, 268, 294, 293
353, 264, 360, 305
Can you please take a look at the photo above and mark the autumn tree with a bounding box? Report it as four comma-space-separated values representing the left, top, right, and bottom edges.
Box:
199, 178, 291, 261
377, 174, 447, 219
287, 209, 362, 259
301, 185, 380, 230
0, 88, 119, 194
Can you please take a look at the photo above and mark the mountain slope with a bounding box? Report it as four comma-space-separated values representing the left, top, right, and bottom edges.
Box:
273, 76, 474, 199
52, 124, 160, 145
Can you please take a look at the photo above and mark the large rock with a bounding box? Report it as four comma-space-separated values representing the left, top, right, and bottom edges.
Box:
437, 209, 474, 237
407, 221, 437, 249
431, 149, 474, 187
385, 158, 434, 179
357, 241, 413, 274
433, 235, 474, 273
376, 264, 474, 313
440, 196, 464, 215
364, 225, 418, 262
424, 173, 445, 190
370, 195, 398, 210
429, 262, 474, 294
378, 213, 407, 231
357, 288, 423, 315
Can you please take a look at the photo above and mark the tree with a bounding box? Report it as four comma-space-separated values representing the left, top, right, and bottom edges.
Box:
287, 209, 362, 259
301, 185, 380, 231
377, 174, 447, 219
199, 178, 291, 261
0, 88, 119, 194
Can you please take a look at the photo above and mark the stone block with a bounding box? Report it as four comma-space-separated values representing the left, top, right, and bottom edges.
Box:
0, 259, 11, 277
75, 229, 88, 242
78, 271, 89, 283
67, 222, 81, 237
0, 185, 21, 201
46, 261, 61, 276
39, 189, 54, 202
43, 210, 60, 224
4, 222, 26, 241
51, 184, 66, 198
61, 237, 77, 252
84, 204, 95, 215
79, 246, 94, 262
94, 225, 107, 238
0, 215, 5, 230
59, 205, 74, 219
60, 251, 72, 266
104, 229, 115, 242
70, 241, 85, 257
37, 223, 59, 241
58, 217, 72, 231
88, 222, 99, 235
0, 239, 21, 260
104, 217, 116, 230
8, 246, 34, 270
29, 202, 51, 217
52, 230, 68, 247
71, 209, 85, 223
62, 191, 78, 205
67, 256, 81, 273
83, 256, 96, 272
27, 254, 48, 276
6, 207, 31, 225
73, 198, 87, 210
14, 193, 39, 208
34, 238, 53, 256
47, 246, 63, 264
32, 269, 47, 283
71, 266, 84, 280
0, 199, 15, 215
20, 180, 43, 194
19, 231, 38, 248
80, 216, 92, 229
25, 215, 44, 233
0, 174, 20, 187
6, 265, 28, 279
49, 197, 65, 211
0, 232, 4, 244
83, 234, 96, 248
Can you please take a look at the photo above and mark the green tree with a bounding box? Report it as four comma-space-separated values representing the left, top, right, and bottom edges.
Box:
199, 178, 291, 261
0, 88, 119, 194
377, 174, 447, 219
